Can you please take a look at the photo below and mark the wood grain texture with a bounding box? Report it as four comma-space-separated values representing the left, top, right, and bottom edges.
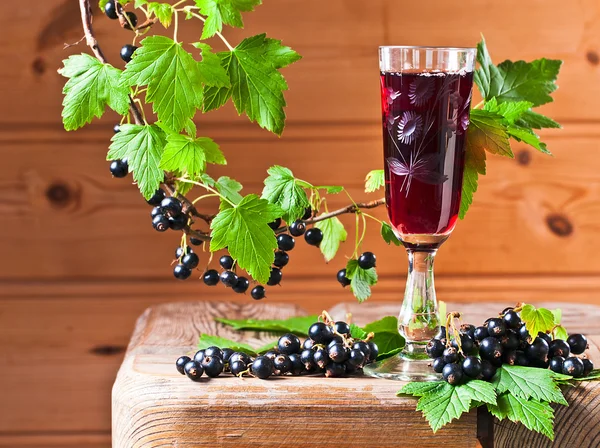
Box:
112, 301, 478, 448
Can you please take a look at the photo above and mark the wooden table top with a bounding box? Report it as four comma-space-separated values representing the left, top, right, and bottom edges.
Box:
112, 301, 600, 448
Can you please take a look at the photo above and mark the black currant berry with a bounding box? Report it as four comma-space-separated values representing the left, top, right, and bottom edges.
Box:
515, 351, 530, 366
501, 331, 520, 350
190, 237, 203, 246
325, 362, 346, 378
525, 337, 550, 361
436, 326, 447, 340
230, 360, 247, 376
273, 251, 289, 268
442, 347, 458, 364
203, 346, 223, 359
462, 356, 482, 378
334, 321, 350, 335
176, 356, 191, 375
104, 0, 121, 19
123, 11, 138, 29
474, 326, 489, 341
549, 339, 570, 358
300, 349, 316, 371
175, 246, 190, 259
351, 341, 370, 358
203, 269, 220, 286
460, 324, 476, 340
486, 318, 506, 337
288, 354, 305, 375
562, 357, 585, 377
151, 206, 163, 218
567, 334, 588, 355
538, 332, 552, 344
173, 264, 192, 280
426, 339, 445, 359
278, 333, 301, 355
160, 197, 182, 215
277, 234, 295, 251
220, 270, 238, 287
219, 255, 234, 270
358, 252, 376, 269
451, 334, 475, 355
232, 277, 250, 294
221, 348, 234, 364
336, 268, 351, 287
120, 44, 137, 63
518, 324, 531, 341
313, 348, 329, 369
583, 358, 594, 376
432, 357, 446, 373
289, 220, 306, 237
328, 343, 349, 363
503, 310, 522, 329
530, 357, 550, 369
308, 322, 334, 344
109, 159, 128, 178
302, 338, 315, 351
184, 361, 204, 381
251, 356, 274, 379
302, 207, 313, 220
480, 360, 497, 381
113, 123, 121, 133
550, 356, 565, 374
273, 354, 292, 374
251, 285, 266, 300
169, 213, 188, 230
202, 356, 224, 377
503, 350, 518, 366
193, 350, 205, 364
267, 267, 283, 286
442, 363, 463, 385
147, 188, 166, 206
479, 337, 503, 361
367, 341, 379, 362
304, 228, 323, 246
328, 335, 344, 348
268, 218, 282, 230
182, 253, 199, 269
347, 349, 365, 367
230, 352, 252, 365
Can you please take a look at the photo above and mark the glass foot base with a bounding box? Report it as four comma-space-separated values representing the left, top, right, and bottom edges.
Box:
363, 353, 441, 381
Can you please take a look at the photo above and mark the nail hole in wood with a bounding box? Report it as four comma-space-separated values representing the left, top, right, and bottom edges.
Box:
90, 345, 126, 356
45, 183, 72, 208
516, 149, 531, 166
32, 57, 46, 75
546, 214, 573, 237
586, 51, 599, 65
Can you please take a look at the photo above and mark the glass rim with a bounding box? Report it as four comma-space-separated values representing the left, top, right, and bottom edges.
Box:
379, 45, 476, 52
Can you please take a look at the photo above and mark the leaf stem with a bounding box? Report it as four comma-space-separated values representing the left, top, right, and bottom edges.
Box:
192, 193, 220, 204
189, 12, 234, 51
173, 9, 180, 42
176, 177, 236, 207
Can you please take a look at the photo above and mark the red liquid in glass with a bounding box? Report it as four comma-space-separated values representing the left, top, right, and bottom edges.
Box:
381, 70, 473, 238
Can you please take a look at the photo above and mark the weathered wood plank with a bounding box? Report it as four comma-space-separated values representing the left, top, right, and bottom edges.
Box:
0, 433, 110, 448
112, 301, 478, 448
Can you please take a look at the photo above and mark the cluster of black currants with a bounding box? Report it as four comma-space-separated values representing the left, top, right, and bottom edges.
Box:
145, 190, 190, 233
336, 252, 377, 287
176, 320, 379, 381
426, 307, 594, 385
202, 255, 266, 300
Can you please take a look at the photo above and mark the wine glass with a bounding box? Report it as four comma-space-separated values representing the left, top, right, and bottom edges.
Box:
363, 46, 476, 381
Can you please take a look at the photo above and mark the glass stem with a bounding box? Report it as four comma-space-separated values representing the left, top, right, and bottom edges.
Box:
398, 249, 440, 359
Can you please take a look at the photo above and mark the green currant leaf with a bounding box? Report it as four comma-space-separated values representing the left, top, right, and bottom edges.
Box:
261, 165, 310, 222
487, 394, 555, 440
215, 176, 243, 206
475, 36, 562, 107
365, 169, 385, 193
572, 369, 600, 381
381, 222, 402, 246
203, 34, 301, 135
193, 42, 231, 88
507, 125, 550, 154
520, 304, 556, 338
147, 2, 174, 27
58, 54, 130, 131
107, 124, 166, 199
315, 217, 347, 262
210, 194, 283, 283
398, 381, 447, 397
120, 36, 207, 132
214, 315, 318, 335
483, 97, 533, 124
194, 0, 261, 39
345, 259, 377, 303
349, 323, 368, 340
159, 133, 225, 176
314, 185, 344, 194
198, 173, 216, 187
517, 110, 561, 130
492, 365, 568, 405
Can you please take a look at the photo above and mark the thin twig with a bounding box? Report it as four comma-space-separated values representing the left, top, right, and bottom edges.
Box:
304, 198, 386, 225
63, 36, 86, 50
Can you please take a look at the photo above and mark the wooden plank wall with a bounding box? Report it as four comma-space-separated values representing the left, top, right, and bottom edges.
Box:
1, 0, 599, 444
